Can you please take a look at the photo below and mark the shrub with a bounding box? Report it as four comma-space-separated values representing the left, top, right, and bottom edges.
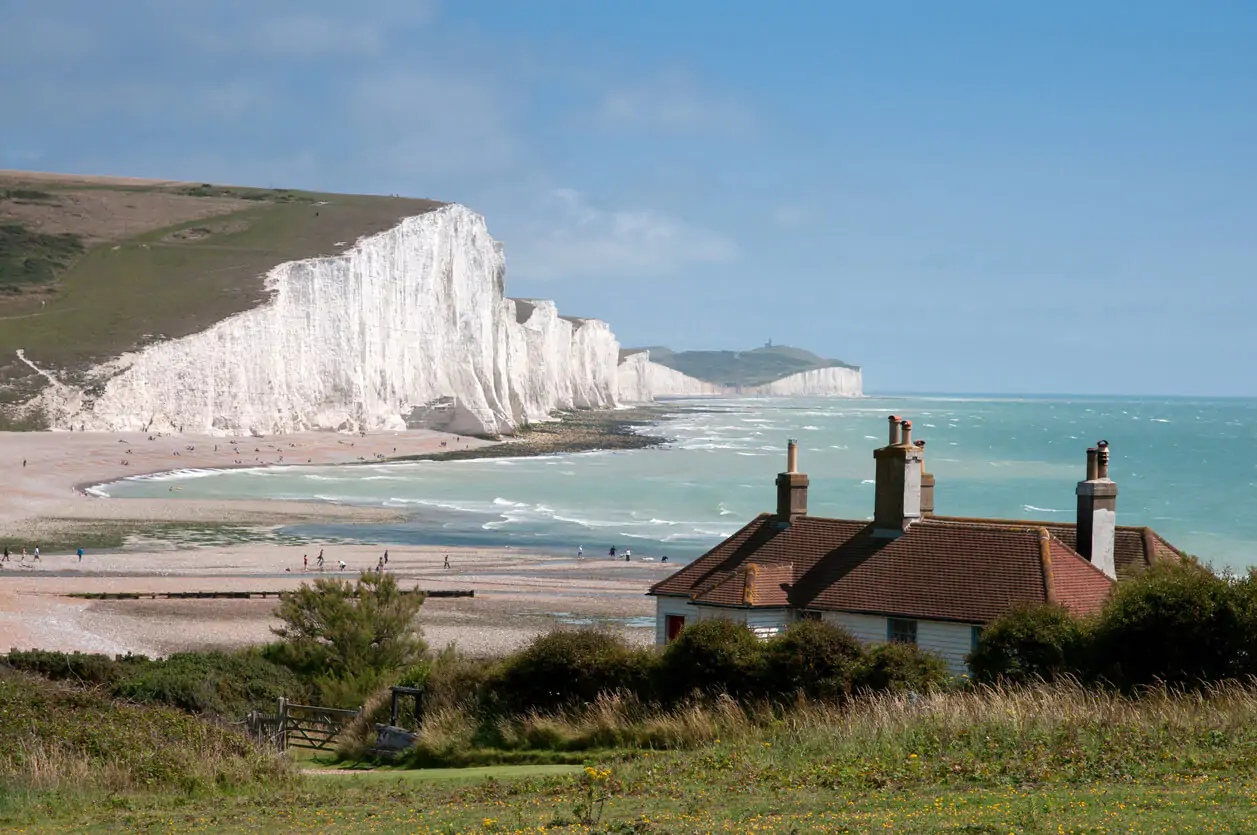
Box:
110, 650, 304, 718
3, 649, 142, 686
968, 604, 1087, 684
659, 619, 765, 700
271, 571, 427, 682
490, 629, 657, 715
1090, 561, 1241, 686
854, 642, 949, 693
420, 649, 500, 716
763, 619, 862, 702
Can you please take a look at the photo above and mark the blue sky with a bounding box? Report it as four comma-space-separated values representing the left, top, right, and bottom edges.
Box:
3, 2, 1254, 395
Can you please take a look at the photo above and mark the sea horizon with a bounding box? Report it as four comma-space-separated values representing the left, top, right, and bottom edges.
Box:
96, 393, 1257, 571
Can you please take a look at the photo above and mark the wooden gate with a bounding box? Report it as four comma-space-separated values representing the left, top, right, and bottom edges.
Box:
276, 698, 361, 751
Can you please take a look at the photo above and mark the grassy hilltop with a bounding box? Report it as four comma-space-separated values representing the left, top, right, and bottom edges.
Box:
0, 170, 442, 427
625, 344, 859, 388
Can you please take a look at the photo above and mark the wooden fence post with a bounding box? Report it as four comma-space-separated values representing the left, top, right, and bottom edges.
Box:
278, 697, 288, 753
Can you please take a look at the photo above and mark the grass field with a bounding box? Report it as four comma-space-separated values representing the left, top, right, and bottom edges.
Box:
7, 679, 1257, 832
0, 171, 442, 423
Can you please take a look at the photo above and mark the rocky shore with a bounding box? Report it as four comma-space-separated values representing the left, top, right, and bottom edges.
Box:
392, 405, 685, 462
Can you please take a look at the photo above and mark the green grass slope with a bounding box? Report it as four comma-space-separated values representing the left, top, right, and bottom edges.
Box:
0, 171, 443, 427
642, 344, 859, 388
10, 681, 1257, 833
0, 666, 287, 799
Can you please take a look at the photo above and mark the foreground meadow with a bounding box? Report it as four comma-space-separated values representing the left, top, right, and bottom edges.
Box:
7, 680, 1257, 834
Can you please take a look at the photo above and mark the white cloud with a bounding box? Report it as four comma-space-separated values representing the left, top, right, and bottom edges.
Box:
589, 71, 754, 137
509, 189, 737, 280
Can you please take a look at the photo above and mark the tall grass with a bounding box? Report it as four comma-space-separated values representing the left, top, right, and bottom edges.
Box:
374, 677, 1257, 780
0, 669, 290, 796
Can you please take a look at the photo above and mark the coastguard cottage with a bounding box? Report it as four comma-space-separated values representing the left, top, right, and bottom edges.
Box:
648, 415, 1182, 673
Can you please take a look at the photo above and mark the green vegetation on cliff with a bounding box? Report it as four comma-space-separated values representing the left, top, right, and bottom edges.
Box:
633, 344, 858, 387
0, 171, 442, 424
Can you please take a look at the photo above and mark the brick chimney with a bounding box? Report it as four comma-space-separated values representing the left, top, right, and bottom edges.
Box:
1075, 440, 1117, 579
915, 439, 935, 517
776, 439, 808, 524
873, 417, 923, 537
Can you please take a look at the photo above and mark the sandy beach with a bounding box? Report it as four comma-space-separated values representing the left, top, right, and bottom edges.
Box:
0, 428, 669, 656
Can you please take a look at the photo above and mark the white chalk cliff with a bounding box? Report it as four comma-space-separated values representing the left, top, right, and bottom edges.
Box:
25, 204, 863, 435
748, 366, 863, 397
616, 353, 724, 401
35, 205, 629, 436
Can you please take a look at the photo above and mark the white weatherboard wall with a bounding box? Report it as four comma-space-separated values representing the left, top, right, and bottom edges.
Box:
34, 206, 628, 436
824, 611, 974, 674
655, 597, 700, 644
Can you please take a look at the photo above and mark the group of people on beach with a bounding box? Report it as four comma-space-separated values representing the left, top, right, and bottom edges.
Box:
1, 545, 84, 567
580, 545, 666, 562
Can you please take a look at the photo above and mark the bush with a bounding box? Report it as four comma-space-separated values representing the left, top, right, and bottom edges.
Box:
3, 649, 142, 686
968, 604, 1087, 684
854, 642, 949, 693
490, 630, 657, 715
763, 619, 862, 702
1091, 562, 1244, 686
270, 571, 427, 700
659, 619, 765, 700
110, 650, 305, 718
420, 649, 501, 716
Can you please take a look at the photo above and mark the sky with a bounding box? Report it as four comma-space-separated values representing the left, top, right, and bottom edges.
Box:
2, 2, 1255, 396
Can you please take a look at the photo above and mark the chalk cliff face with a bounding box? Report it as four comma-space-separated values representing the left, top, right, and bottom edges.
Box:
37, 206, 624, 436
749, 366, 863, 397
617, 353, 725, 401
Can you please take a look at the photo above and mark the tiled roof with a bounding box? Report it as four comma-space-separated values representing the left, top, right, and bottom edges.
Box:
649, 513, 1151, 623
929, 516, 1180, 582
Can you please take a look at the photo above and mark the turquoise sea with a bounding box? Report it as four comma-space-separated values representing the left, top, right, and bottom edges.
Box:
97, 396, 1257, 569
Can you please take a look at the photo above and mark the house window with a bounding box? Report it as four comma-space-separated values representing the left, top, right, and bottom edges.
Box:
971, 625, 982, 651
887, 618, 917, 645
797, 610, 822, 622
665, 615, 686, 642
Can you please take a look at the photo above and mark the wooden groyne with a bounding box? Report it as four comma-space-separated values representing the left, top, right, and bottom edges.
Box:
64, 589, 474, 601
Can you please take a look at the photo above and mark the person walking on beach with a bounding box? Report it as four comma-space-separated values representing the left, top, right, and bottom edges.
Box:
316, 552, 324, 571
443, 554, 450, 569
577, 545, 583, 557
2, 546, 8, 562
20, 547, 26, 562
383, 550, 389, 565
338, 559, 346, 572
77, 547, 83, 563
303, 554, 308, 571
609, 546, 616, 558
32, 545, 39, 562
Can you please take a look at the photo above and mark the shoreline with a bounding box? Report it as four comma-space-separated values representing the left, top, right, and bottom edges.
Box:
0, 407, 689, 657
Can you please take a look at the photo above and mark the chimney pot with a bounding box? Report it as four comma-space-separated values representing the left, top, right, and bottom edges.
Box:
1076, 440, 1117, 579
872, 419, 924, 536
776, 441, 808, 523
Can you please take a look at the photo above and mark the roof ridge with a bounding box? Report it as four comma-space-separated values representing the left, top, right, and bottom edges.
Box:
1046, 535, 1116, 583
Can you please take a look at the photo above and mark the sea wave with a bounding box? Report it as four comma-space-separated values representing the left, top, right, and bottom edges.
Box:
124, 467, 236, 483
1024, 505, 1069, 513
